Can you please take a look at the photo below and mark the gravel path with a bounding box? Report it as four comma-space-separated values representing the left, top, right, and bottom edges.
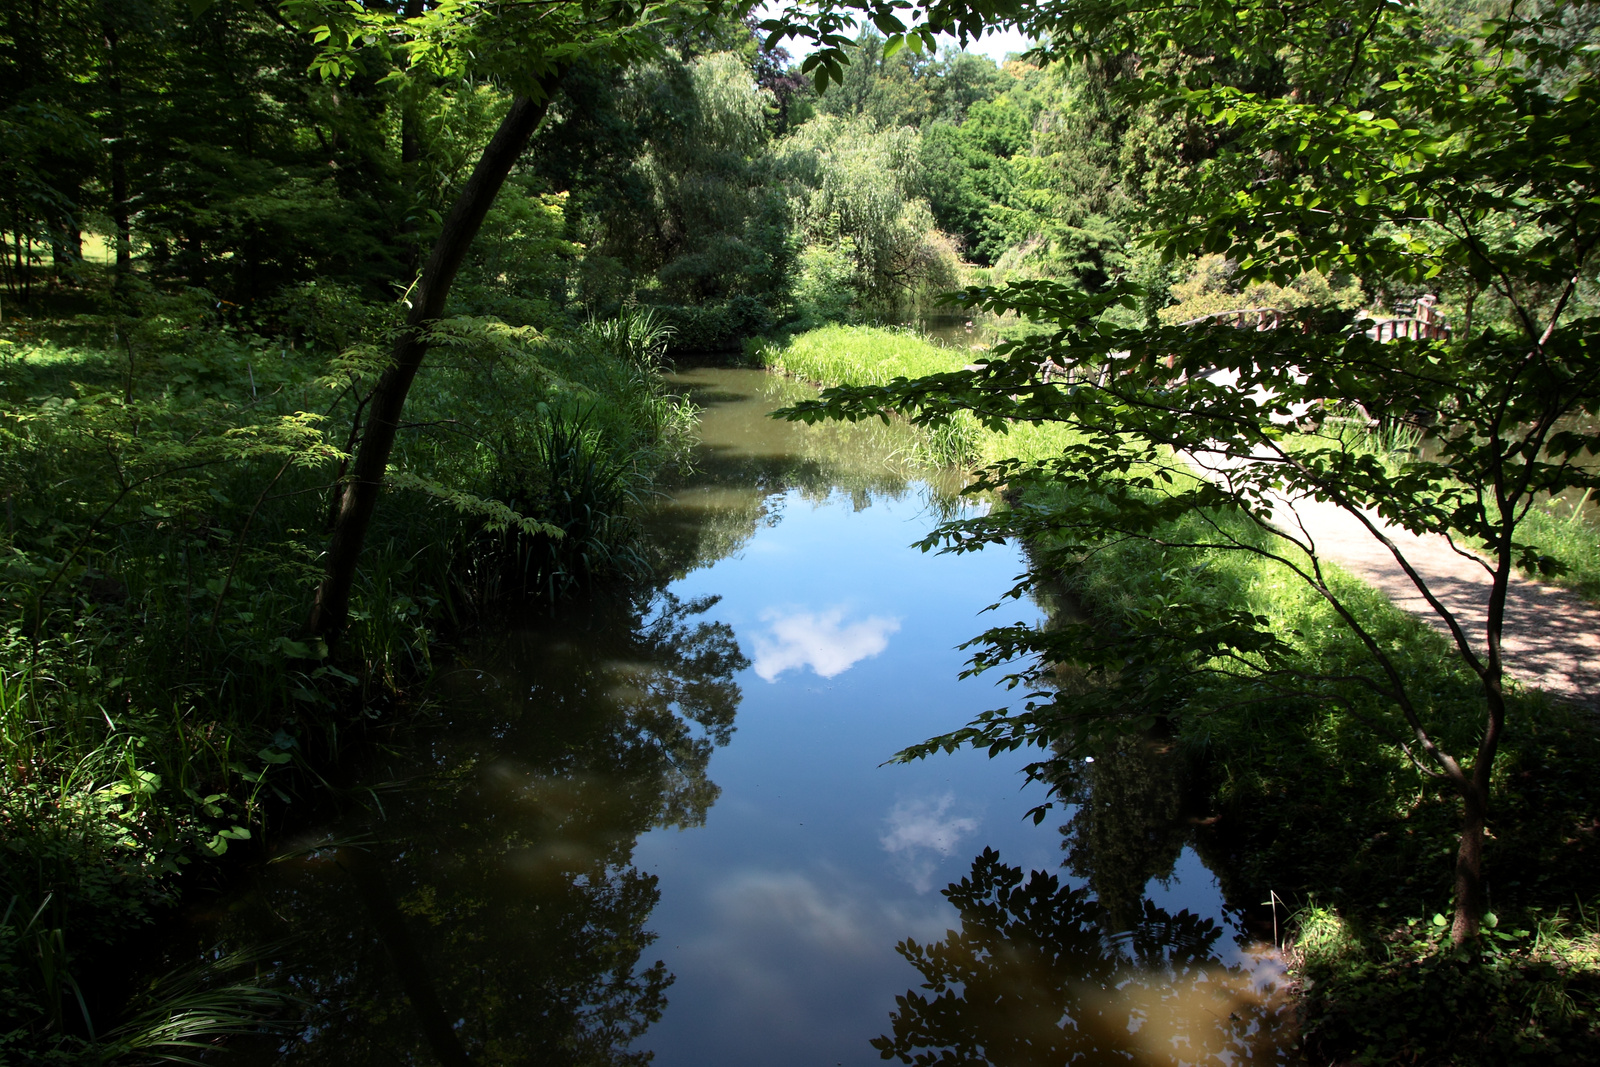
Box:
1273, 496, 1600, 710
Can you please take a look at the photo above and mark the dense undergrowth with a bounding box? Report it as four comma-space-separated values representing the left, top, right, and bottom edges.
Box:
1052, 501, 1600, 1065
0, 287, 691, 1059
764, 323, 1600, 1065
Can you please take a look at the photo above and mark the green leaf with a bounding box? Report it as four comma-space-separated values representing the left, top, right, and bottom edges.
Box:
274, 636, 314, 659
872, 12, 906, 35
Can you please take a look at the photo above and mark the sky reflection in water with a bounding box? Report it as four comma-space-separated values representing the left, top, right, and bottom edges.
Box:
627, 369, 1293, 1066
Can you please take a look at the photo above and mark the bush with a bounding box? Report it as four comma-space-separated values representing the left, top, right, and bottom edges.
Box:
648, 295, 775, 353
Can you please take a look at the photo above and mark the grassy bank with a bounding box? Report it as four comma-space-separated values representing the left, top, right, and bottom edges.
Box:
762, 324, 1600, 1065
0, 294, 690, 1058
751, 325, 1086, 470
1501, 498, 1600, 601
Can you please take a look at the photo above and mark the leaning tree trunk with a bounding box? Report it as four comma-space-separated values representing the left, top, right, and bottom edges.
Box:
308, 87, 559, 641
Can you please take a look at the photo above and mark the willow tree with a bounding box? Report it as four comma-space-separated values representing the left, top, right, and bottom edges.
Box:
782, 0, 1600, 943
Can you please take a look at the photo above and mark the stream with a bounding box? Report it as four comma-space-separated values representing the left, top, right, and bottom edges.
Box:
175, 367, 1297, 1065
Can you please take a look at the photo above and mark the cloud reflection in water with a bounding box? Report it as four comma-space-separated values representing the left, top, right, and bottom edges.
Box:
881, 793, 981, 892
750, 606, 901, 682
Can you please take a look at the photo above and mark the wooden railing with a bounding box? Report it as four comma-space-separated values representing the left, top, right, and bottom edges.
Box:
1364, 316, 1452, 342
1179, 306, 1452, 342
1177, 307, 1288, 331
1017, 301, 1452, 387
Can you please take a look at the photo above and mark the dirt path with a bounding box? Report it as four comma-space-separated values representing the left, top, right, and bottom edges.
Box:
1277, 496, 1600, 710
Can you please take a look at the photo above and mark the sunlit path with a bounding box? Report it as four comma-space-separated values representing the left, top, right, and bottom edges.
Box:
1272, 495, 1600, 712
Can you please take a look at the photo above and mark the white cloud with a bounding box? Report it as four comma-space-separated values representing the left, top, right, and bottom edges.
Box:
881, 794, 981, 893
675, 868, 952, 1041
710, 871, 872, 955
751, 607, 901, 682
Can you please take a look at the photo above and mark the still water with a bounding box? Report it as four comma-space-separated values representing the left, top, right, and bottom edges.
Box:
190, 368, 1295, 1065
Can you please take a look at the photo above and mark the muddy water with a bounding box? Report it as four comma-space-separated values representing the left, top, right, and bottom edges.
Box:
186, 368, 1296, 1066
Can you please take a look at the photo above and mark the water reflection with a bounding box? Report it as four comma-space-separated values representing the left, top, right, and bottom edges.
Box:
882, 794, 983, 893
873, 849, 1294, 1066
751, 605, 903, 681
1054, 738, 1197, 935
661, 368, 967, 512
198, 590, 746, 1065
171, 368, 1298, 1065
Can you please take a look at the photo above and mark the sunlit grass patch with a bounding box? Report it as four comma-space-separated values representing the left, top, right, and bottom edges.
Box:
1289, 905, 1364, 970
754, 323, 970, 385
753, 324, 1092, 470
1518, 500, 1600, 600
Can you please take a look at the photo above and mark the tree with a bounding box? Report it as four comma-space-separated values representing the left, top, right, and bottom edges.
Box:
295, 0, 749, 640
303, 0, 1041, 639
781, 0, 1599, 943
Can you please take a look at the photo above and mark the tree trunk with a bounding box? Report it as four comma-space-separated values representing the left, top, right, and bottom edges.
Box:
103, 17, 131, 288
342, 847, 473, 1067
308, 88, 558, 641
1450, 542, 1512, 944
1450, 778, 1488, 944
396, 0, 428, 274
51, 214, 82, 281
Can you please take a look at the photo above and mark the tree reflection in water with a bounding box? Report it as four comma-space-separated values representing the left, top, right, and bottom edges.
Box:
1052, 738, 1194, 936
209, 589, 746, 1066
873, 849, 1294, 1066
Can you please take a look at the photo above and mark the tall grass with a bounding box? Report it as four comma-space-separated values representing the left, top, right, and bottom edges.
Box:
1516, 497, 1600, 598
752, 324, 1086, 470
755, 323, 970, 383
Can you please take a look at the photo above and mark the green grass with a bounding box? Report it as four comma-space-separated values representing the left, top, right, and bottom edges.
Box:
1520, 497, 1600, 599
755, 323, 971, 383
752, 324, 1086, 470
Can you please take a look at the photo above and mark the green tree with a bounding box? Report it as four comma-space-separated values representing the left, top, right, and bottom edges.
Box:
783, 0, 1599, 944
777, 114, 959, 306
296, 0, 751, 640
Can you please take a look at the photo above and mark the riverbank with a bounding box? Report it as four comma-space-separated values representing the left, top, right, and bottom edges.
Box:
0, 300, 693, 1058
754, 323, 1600, 1065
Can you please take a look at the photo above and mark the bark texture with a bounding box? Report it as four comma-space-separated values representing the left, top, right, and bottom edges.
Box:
309, 87, 558, 640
